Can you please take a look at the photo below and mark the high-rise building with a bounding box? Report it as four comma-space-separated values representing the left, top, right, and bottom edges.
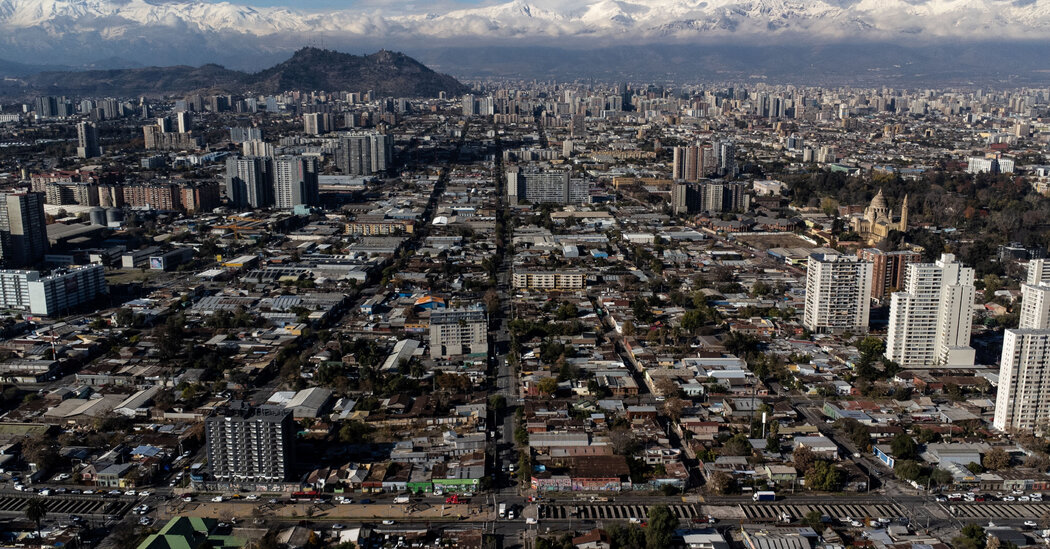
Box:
229, 127, 262, 143
885, 254, 976, 368
0, 192, 48, 268
506, 167, 587, 205
175, 111, 192, 133
303, 113, 330, 136
718, 141, 737, 177
672, 182, 700, 215
335, 132, 393, 176
273, 156, 319, 210
858, 248, 922, 302
994, 260, 1050, 433
461, 94, 476, 116
225, 156, 273, 209
206, 401, 294, 482
803, 253, 873, 334
672, 146, 701, 182
701, 181, 750, 213
429, 308, 488, 359
0, 264, 107, 315
76, 122, 101, 159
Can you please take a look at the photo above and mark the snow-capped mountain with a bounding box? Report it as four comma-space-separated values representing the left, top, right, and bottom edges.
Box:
1, 0, 1049, 68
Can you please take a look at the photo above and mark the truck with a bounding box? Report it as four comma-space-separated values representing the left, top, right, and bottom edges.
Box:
498, 503, 507, 519
753, 491, 776, 502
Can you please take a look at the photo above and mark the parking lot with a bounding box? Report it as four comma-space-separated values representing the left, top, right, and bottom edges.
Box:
0, 493, 133, 518
740, 503, 905, 521
540, 504, 700, 520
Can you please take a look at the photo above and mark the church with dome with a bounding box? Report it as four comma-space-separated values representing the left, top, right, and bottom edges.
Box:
850, 189, 908, 245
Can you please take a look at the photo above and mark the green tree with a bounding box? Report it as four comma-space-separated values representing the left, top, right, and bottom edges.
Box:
930, 467, 953, 487
894, 460, 923, 482
792, 446, 817, 474
891, 433, 917, 460
115, 307, 134, 327
805, 460, 841, 492
24, 498, 46, 536
952, 523, 987, 549
537, 377, 558, 396
983, 447, 1011, 470
706, 471, 733, 495
645, 505, 679, 549
488, 394, 506, 414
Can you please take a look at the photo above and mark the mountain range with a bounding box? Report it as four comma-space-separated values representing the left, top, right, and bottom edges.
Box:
1, 0, 1050, 82
3, 48, 470, 97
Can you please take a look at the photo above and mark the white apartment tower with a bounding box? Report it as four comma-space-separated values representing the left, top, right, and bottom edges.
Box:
885, 254, 976, 367
803, 253, 873, 334
994, 259, 1050, 433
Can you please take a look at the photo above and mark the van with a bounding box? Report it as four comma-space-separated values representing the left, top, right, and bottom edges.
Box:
394, 495, 410, 504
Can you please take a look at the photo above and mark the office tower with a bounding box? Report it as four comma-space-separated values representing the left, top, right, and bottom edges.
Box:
994, 260, 1050, 433
0, 192, 48, 268
175, 111, 192, 133
429, 308, 488, 359
718, 141, 736, 177
76, 121, 101, 159
156, 117, 173, 133
858, 248, 922, 302
225, 156, 273, 209
206, 401, 294, 482
273, 156, 319, 209
885, 254, 976, 368
0, 264, 107, 316
803, 253, 873, 334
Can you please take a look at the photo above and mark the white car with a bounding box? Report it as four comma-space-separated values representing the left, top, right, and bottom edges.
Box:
1003, 496, 1016, 502
246, 495, 258, 501
212, 496, 224, 502
125, 490, 137, 496
526, 517, 538, 525
138, 491, 150, 497
382, 520, 395, 525
1025, 521, 1039, 528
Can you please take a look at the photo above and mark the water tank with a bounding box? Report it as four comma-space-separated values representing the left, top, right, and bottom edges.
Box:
88, 207, 105, 226
105, 208, 124, 225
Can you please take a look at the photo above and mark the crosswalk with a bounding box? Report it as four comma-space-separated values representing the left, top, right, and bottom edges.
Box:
742, 503, 905, 521
950, 502, 1050, 520
539, 503, 700, 520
